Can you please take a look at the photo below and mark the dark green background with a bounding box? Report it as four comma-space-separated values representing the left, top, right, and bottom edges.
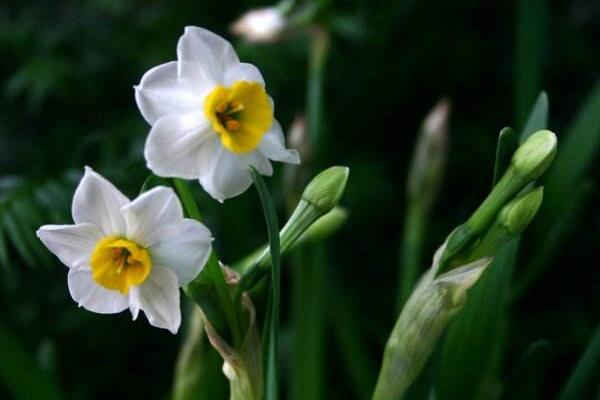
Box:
0, 0, 598, 399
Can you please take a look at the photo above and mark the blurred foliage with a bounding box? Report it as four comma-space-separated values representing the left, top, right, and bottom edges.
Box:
0, 0, 599, 399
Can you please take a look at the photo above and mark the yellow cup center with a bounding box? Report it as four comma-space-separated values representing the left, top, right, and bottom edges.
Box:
204, 80, 273, 154
90, 236, 152, 294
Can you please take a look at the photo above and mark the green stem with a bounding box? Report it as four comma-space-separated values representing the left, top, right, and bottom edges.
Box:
173, 178, 243, 349
396, 201, 425, 311
249, 168, 281, 400
307, 28, 330, 163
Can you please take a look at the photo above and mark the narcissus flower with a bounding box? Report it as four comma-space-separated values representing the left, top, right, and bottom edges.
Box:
36, 167, 212, 333
135, 26, 300, 202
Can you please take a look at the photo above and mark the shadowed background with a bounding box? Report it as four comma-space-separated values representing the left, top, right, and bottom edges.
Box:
0, 0, 599, 399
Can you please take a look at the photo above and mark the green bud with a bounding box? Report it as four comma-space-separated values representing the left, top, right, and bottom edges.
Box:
373, 244, 492, 400
499, 186, 544, 234
511, 129, 557, 181
407, 99, 450, 210
236, 167, 350, 292
302, 166, 350, 212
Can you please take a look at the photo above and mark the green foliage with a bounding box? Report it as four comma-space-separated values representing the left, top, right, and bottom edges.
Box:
0, 175, 73, 269
500, 340, 552, 400
0, 322, 65, 400
559, 324, 600, 400
250, 169, 282, 400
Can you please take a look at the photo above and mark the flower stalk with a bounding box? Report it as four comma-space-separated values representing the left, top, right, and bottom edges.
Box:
236, 166, 349, 294
439, 129, 556, 271
374, 245, 492, 400
397, 99, 450, 310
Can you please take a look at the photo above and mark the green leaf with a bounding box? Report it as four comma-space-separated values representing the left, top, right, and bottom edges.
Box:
543, 78, 600, 214
437, 240, 519, 400
501, 340, 552, 400
139, 173, 170, 194
559, 323, 600, 400
520, 91, 549, 142
493, 127, 518, 186
511, 180, 593, 302
250, 168, 281, 400
513, 78, 600, 299
2, 211, 37, 267
0, 322, 65, 400
514, 0, 548, 126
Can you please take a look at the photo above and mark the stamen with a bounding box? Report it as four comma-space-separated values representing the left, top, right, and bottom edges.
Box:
226, 100, 245, 114
226, 120, 241, 131
215, 102, 228, 113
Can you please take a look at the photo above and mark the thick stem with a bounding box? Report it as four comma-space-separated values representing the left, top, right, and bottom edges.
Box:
396, 202, 426, 311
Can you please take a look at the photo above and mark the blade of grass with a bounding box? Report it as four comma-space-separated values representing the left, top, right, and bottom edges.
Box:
542, 78, 600, 214
500, 340, 552, 400
513, 78, 600, 300
520, 91, 549, 142
558, 323, 600, 400
437, 240, 519, 400
330, 273, 377, 398
493, 127, 518, 185
0, 322, 65, 400
249, 168, 281, 400
289, 27, 331, 400
514, 0, 548, 127
511, 180, 593, 302
292, 245, 327, 400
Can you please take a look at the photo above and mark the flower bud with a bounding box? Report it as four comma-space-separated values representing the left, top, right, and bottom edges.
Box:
231, 7, 287, 44
302, 166, 350, 213
407, 98, 450, 210
498, 186, 544, 234
373, 243, 492, 400
511, 129, 557, 181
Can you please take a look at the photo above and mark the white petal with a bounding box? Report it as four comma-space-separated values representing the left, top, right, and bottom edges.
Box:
72, 167, 129, 236
224, 62, 265, 86
36, 223, 102, 270
129, 267, 181, 334
197, 139, 253, 202
145, 114, 214, 180
241, 151, 273, 176
177, 26, 239, 86
259, 120, 300, 164
68, 269, 129, 314
121, 186, 184, 247
134, 61, 203, 125
149, 219, 213, 286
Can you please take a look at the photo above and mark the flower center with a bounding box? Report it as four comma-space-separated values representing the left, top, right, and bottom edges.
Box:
204, 80, 273, 154
90, 236, 152, 294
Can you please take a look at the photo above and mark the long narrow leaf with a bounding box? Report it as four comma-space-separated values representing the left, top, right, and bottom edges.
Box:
514, 0, 549, 126
501, 340, 552, 400
250, 168, 281, 400
520, 91, 549, 142
437, 240, 519, 400
559, 323, 600, 400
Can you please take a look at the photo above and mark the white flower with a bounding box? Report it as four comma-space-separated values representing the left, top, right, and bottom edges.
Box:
36, 167, 213, 333
135, 26, 300, 202
231, 7, 287, 44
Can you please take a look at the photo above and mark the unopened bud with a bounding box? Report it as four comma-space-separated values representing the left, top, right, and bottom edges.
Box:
407, 98, 450, 210
231, 7, 287, 44
511, 130, 557, 181
499, 186, 544, 234
373, 243, 492, 400
302, 166, 349, 212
